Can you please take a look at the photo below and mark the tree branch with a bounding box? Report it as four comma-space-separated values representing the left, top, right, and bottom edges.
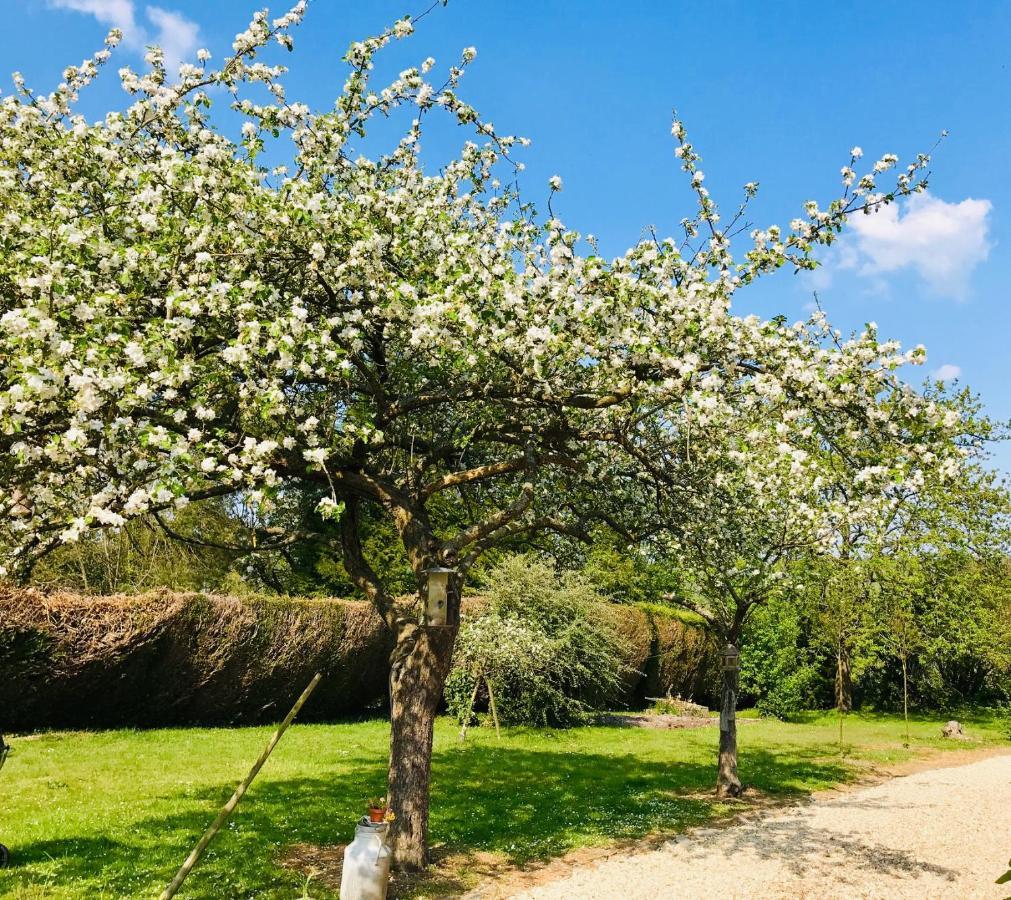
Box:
458, 514, 591, 572
339, 497, 398, 630
421, 456, 529, 499
442, 482, 534, 556
151, 511, 309, 555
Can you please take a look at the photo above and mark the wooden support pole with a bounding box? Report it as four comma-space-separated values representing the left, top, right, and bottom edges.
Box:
459, 676, 481, 742
159, 673, 323, 900
486, 678, 501, 739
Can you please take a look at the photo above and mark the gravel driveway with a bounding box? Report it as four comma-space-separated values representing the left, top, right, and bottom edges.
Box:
506, 753, 1011, 899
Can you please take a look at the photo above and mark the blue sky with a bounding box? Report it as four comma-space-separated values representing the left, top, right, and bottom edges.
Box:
3, 1, 1010, 469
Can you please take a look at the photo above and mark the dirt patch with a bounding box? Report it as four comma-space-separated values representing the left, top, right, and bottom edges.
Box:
596, 713, 756, 730
279, 842, 503, 898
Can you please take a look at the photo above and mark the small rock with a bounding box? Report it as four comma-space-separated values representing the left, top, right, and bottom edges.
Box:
941, 720, 968, 740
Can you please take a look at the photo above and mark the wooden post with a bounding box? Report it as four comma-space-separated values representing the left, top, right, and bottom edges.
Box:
159, 673, 322, 900
486, 678, 501, 739
459, 676, 481, 742
901, 654, 910, 748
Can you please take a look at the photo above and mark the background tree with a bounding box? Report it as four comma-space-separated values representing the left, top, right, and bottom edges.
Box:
738, 586, 822, 720
911, 551, 1011, 705
616, 315, 967, 794
831, 385, 1009, 715
31, 499, 239, 593
802, 556, 883, 748
812, 560, 873, 715
724, 385, 1010, 723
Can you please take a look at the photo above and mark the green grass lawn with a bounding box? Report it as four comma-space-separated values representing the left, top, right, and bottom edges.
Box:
0, 711, 1007, 898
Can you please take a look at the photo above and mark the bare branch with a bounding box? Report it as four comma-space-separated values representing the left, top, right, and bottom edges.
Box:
458, 513, 591, 572
339, 497, 398, 630
421, 456, 529, 499
442, 482, 534, 556
151, 511, 309, 555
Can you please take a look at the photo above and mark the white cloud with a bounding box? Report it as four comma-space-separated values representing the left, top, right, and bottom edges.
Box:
49, 0, 138, 35
806, 192, 992, 300
49, 0, 199, 73
850, 193, 992, 297
932, 363, 962, 382
145, 6, 200, 73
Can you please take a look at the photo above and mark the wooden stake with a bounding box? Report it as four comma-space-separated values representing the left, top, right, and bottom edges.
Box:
486, 678, 501, 739
159, 673, 323, 900
901, 655, 910, 749
459, 676, 481, 742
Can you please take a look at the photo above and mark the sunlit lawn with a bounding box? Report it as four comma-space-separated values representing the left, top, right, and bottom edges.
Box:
0, 711, 1006, 898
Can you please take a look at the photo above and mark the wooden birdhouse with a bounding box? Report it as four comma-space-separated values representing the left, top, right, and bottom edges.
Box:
423, 566, 460, 628
722, 643, 740, 672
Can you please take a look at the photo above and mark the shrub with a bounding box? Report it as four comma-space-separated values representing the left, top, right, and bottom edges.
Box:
445, 555, 628, 727
739, 597, 823, 719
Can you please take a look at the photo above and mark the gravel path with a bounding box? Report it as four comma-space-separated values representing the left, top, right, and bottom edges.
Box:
507, 753, 1011, 899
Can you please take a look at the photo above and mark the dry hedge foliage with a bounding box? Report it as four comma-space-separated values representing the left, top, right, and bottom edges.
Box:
0, 587, 716, 730
604, 603, 718, 705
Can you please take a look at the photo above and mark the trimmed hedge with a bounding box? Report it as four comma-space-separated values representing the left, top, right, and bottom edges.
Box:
0, 587, 717, 730
603, 603, 717, 706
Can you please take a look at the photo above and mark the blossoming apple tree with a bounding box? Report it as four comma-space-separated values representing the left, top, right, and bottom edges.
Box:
609, 302, 969, 794
0, 1, 950, 866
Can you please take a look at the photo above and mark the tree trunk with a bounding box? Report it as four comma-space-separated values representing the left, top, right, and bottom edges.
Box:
386, 622, 457, 871
901, 654, 910, 748
716, 642, 742, 798
834, 642, 853, 713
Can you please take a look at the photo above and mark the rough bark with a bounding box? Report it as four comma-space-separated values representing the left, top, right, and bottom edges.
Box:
386, 621, 457, 871
716, 642, 743, 798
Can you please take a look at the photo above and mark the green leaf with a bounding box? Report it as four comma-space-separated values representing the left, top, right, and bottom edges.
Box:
996, 859, 1011, 884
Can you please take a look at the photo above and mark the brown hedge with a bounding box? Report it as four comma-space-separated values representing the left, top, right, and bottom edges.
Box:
0, 588, 717, 730
603, 603, 719, 706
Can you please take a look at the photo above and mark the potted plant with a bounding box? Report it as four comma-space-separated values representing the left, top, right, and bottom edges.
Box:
367, 796, 390, 824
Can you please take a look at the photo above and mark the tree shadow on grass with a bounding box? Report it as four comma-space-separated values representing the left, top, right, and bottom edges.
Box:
426, 741, 850, 863
5, 743, 852, 899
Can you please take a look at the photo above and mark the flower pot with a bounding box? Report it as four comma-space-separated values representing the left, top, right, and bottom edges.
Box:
368, 808, 386, 824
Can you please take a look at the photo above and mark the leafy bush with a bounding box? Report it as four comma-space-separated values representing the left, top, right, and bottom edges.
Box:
445, 555, 627, 727
739, 596, 823, 719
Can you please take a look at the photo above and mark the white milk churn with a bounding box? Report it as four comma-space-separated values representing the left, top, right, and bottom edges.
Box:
339, 819, 392, 900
